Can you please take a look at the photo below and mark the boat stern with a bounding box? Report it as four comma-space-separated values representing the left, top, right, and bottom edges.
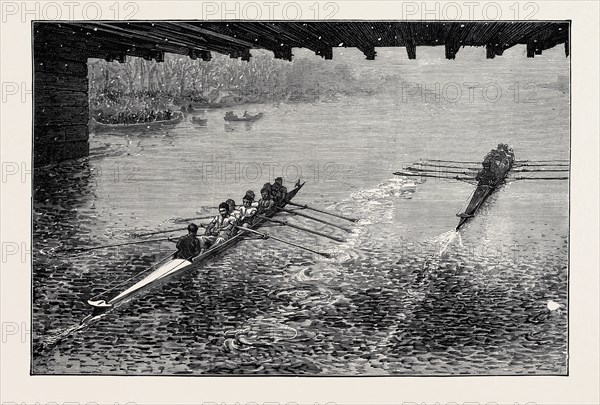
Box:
87, 299, 113, 316
456, 213, 474, 230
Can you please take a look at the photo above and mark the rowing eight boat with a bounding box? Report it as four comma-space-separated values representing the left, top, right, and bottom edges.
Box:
86, 181, 305, 317
394, 149, 566, 230
456, 149, 514, 230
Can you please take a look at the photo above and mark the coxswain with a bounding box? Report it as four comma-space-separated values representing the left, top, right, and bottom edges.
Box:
199, 202, 236, 253
496, 145, 508, 160
236, 191, 258, 225
171, 223, 202, 260
271, 177, 288, 204
498, 143, 515, 161
506, 146, 515, 160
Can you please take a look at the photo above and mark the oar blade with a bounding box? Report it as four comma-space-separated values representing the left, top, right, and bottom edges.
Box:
236, 225, 333, 259
59, 236, 172, 253
258, 216, 346, 243
287, 202, 359, 223
277, 207, 353, 232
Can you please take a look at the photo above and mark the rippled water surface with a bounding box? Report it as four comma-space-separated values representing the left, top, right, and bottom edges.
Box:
33, 47, 569, 375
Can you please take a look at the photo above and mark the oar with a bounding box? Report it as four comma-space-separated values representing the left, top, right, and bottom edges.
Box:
394, 171, 476, 182
510, 176, 569, 181
172, 215, 214, 223
286, 202, 359, 222
276, 207, 352, 232
236, 226, 332, 258
512, 168, 569, 173
407, 167, 475, 176
60, 237, 172, 253
134, 228, 185, 238
133, 224, 205, 238
258, 216, 345, 242
516, 159, 569, 164
426, 158, 569, 166
424, 158, 480, 164
514, 162, 569, 167
415, 162, 480, 171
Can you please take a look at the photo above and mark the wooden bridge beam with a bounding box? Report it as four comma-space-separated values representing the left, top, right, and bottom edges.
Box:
273, 46, 293, 61
445, 40, 460, 60
105, 53, 127, 63
188, 49, 212, 61
535, 40, 544, 55
526, 39, 536, 58
316, 47, 333, 60
406, 42, 416, 59
361, 46, 377, 60
241, 48, 252, 62
486, 42, 506, 59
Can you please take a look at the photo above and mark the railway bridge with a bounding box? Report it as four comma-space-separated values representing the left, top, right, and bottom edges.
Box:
34, 21, 569, 165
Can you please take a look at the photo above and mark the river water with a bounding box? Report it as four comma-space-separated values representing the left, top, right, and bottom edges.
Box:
32, 46, 569, 375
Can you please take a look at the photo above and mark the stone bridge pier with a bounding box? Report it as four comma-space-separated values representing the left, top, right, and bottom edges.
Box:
34, 26, 90, 165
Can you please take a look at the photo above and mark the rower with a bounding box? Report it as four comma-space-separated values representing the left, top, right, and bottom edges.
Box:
260, 182, 272, 196
271, 177, 288, 204
171, 223, 202, 260
226, 198, 243, 235
236, 191, 258, 226
476, 161, 496, 186
257, 185, 275, 214
492, 145, 511, 179
199, 202, 236, 253
225, 199, 237, 220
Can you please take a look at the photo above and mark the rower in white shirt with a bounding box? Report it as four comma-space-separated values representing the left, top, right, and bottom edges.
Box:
236, 191, 258, 226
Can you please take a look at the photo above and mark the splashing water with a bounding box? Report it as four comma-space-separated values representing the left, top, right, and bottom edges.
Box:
37, 321, 90, 352
318, 177, 425, 262
349, 177, 423, 217
425, 230, 463, 256
35, 310, 113, 354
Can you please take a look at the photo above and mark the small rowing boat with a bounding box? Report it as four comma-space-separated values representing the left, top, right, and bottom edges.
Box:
90, 111, 184, 133
86, 181, 305, 317
224, 112, 264, 122
191, 116, 208, 126
456, 147, 515, 230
